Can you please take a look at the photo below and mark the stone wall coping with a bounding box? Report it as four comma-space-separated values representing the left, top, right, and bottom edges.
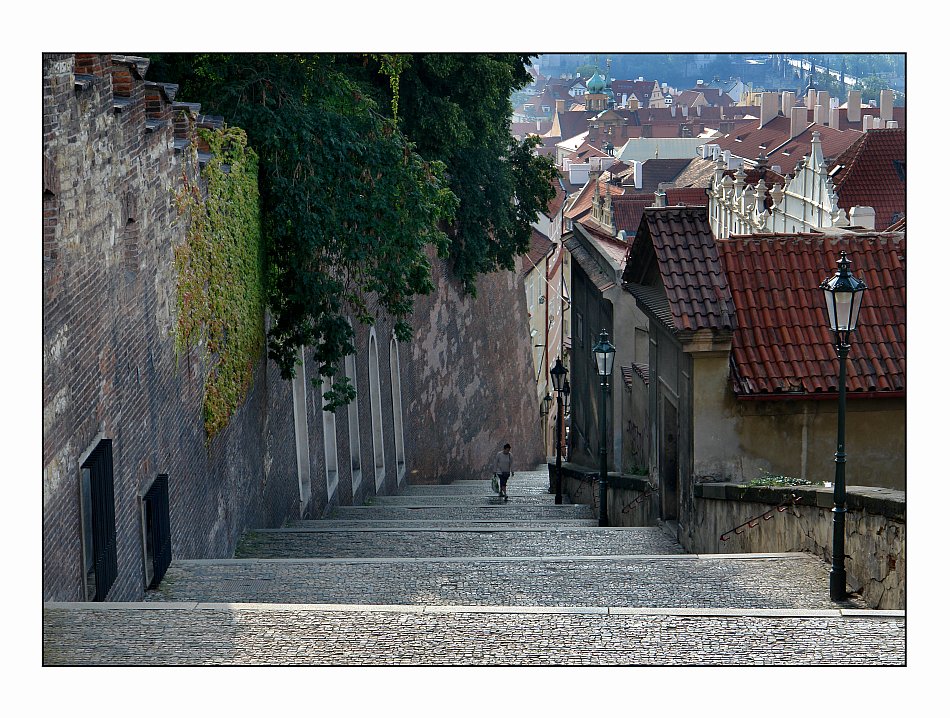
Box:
548, 460, 654, 492
693, 481, 905, 521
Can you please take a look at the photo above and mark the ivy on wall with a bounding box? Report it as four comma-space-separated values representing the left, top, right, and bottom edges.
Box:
173, 126, 265, 441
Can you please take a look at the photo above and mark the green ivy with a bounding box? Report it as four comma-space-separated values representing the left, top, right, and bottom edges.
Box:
173, 126, 265, 441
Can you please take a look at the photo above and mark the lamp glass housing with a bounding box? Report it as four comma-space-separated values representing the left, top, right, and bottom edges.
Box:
820, 251, 867, 340
551, 358, 568, 392
592, 331, 616, 377
541, 394, 553, 417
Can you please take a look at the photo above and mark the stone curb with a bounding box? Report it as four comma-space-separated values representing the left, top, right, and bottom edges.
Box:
45, 602, 906, 619
169, 553, 811, 565
252, 526, 686, 534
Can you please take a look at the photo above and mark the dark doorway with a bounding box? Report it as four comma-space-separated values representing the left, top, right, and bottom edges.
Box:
660, 398, 679, 521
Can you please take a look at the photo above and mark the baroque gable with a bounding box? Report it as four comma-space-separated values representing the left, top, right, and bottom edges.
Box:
709, 132, 857, 238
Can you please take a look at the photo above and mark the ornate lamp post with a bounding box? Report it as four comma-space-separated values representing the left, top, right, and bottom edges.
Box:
550, 358, 569, 504
592, 330, 616, 526
819, 250, 867, 601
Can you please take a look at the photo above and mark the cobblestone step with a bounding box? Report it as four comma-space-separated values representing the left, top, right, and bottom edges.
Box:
235, 527, 685, 559
143, 553, 864, 610
43, 603, 904, 666
288, 519, 601, 529
401, 483, 552, 495
372, 493, 559, 505
327, 504, 595, 521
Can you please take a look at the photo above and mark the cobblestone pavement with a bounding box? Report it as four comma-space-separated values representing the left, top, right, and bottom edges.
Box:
235, 526, 685, 558
146, 553, 857, 609
44, 465, 903, 665
328, 504, 594, 520
289, 519, 601, 529
43, 604, 905, 666
370, 494, 564, 505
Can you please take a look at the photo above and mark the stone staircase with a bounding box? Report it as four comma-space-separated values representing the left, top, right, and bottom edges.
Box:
44, 467, 905, 665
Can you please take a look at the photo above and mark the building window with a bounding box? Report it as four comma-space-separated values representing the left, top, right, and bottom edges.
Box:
390, 335, 407, 483
344, 340, 362, 494
79, 438, 118, 601
319, 375, 339, 500
140, 474, 171, 590
368, 329, 386, 490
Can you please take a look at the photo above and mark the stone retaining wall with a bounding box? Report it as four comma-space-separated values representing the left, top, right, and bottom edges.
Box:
686, 483, 904, 610
547, 462, 904, 609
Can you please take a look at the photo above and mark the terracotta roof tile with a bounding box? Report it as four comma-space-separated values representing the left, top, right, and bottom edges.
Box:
718, 232, 905, 397
522, 227, 554, 277
829, 128, 906, 231
766, 124, 864, 175
623, 206, 735, 333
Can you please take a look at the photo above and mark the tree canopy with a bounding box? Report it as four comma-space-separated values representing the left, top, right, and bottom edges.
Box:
149, 53, 557, 409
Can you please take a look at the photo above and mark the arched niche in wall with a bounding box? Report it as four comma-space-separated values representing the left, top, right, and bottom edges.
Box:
344, 319, 362, 494
318, 373, 339, 501
291, 346, 312, 515
390, 333, 406, 483
368, 328, 386, 491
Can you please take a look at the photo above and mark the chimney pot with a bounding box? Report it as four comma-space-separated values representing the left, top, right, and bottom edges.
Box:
790, 106, 808, 140
880, 89, 894, 123
847, 90, 862, 123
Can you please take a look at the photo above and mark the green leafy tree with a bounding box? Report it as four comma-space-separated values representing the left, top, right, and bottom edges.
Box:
150, 53, 556, 411
374, 54, 560, 293
150, 54, 456, 409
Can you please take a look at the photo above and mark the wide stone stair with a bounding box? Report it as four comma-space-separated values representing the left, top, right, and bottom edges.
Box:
44, 467, 905, 665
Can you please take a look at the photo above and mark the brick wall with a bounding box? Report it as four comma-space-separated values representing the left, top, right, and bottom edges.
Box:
43, 53, 547, 601
42, 54, 299, 602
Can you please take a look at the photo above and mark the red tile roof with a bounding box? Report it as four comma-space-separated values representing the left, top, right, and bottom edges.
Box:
544, 178, 567, 219
549, 110, 597, 140
767, 125, 864, 175
623, 206, 736, 333
610, 194, 655, 234
829, 128, 906, 231
522, 227, 554, 277
664, 187, 710, 207
718, 232, 905, 397
638, 158, 693, 193
564, 178, 625, 221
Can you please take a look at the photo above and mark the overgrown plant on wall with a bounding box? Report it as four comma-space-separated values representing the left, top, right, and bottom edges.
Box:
173, 126, 265, 440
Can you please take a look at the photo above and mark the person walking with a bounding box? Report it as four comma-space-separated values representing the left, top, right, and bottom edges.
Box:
494, 443, 514, 500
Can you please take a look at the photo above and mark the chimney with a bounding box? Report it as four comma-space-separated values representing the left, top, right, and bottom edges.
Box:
641, 124, 653, 138
759, 91, 780, 128
790, 106, 809, 139
816, 91, 830, 114
849, 206, 876, 230
863, 114, 874, 131
828, 106, 839, 130
886, 120, 899, 129
880, 89, 894, 122
806, 88, 817, 110
782, 91, 796, 118
633, 161, 643, 189
556, 99, 565, 114
814, 104, 828, 126
654, 188, 668, 207
847, 90, 862, 123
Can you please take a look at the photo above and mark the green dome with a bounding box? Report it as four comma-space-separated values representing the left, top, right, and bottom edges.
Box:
586, 71, 606, 93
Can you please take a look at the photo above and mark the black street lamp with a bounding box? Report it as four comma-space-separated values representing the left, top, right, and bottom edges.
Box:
593, 330, 616, 526
819, 250, 867, 601
551, 358, 569, 505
